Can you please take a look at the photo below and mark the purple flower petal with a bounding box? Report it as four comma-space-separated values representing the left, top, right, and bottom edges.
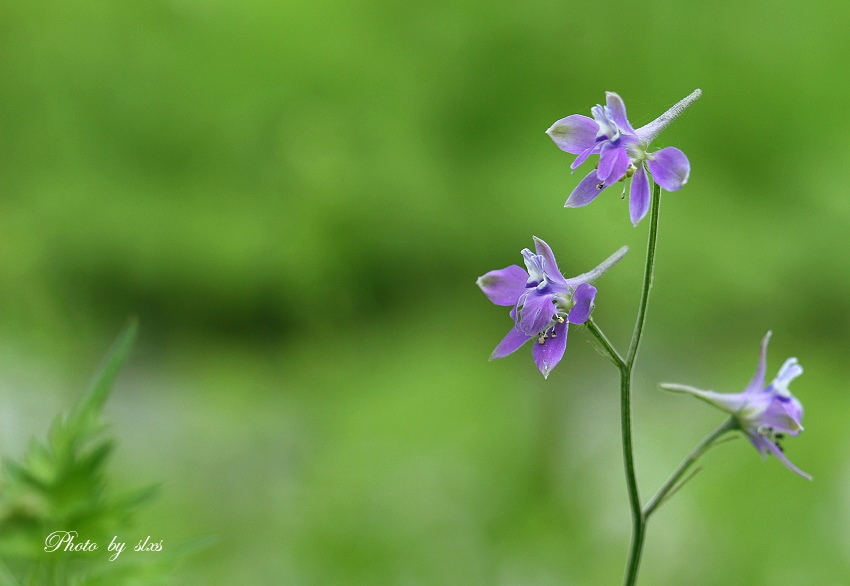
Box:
546, 115, 599, 155
605, 92, 635, 134
567, 283, 596, 324
744, 332, 771, 394
532, 320, 568, 379
783, 394, 804, 424
769, 357, 803, 397
477, 265, 529, 306
746, 430, 773, 460
597, 143, 630, 186
570, 143, 601, 170
517, 292, 556, 336
749, 433, 812, 480
490, 327, 533, 360
532, 236, 566, 286
758, 397, 804, 435
565, 170, 608, 208
646, 147, 690, 191
521, 249, 546, 286
629, 165, 650, 226
591, 105, 619, 141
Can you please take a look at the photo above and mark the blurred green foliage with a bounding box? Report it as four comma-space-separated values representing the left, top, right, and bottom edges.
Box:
0, 0, 849, 584
0, 323, 181, 585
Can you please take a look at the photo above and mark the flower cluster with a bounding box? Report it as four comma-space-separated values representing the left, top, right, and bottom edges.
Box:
661, 332, 810, 479
477, 237, 627, 378
476, 88, 810, 485
546, 90, 700, 225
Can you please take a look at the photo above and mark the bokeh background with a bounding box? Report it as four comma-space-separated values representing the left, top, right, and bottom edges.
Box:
0, 0, 848, 584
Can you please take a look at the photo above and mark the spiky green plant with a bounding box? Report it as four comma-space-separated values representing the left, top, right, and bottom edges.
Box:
0, 322, 185, 586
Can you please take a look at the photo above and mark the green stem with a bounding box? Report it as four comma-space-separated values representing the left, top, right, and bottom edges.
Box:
643, 418, 736, 518
586, 319, 645, 586
627, 181, 662, 369
586, 182, 727, 585
586, 182, 675, 585
619, 366, 643, 586
586, 318, 625, 370
620, 181, 662, 586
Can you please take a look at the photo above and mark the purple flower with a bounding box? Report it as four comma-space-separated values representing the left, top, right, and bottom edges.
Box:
477, 237, 628, 378
661, 332, 811, 480
546, 89, 701, 225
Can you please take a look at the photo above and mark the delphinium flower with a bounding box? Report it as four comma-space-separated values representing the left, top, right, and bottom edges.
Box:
661, 332, 811, 479
477, 237, 627, 378
546, 89, 701, 225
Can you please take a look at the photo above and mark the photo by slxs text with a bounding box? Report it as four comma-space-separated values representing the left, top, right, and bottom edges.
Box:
44, 530, 163, 561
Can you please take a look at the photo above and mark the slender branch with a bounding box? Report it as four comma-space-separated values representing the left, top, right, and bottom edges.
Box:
709, 435, 740, 448
643, 418, 736, 518
586, 318, 625, 369
658, 465, 703, 507
621, 181, 662, 586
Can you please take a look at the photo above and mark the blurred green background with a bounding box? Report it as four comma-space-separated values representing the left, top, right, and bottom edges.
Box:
0, 0, 848, 584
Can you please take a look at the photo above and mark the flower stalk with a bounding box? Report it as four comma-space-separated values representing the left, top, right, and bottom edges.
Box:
587, 181, 661, 586
643, 418, 736, 518
620, 180, 662, 586
588, 182, 755, 586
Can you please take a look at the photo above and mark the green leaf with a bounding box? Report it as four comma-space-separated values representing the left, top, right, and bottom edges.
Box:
70, 320, 138, 426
